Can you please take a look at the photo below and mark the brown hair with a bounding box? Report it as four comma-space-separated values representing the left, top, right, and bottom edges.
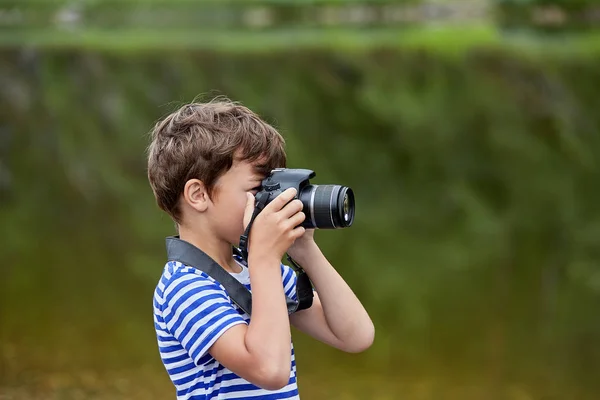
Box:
147, 97, 286, 223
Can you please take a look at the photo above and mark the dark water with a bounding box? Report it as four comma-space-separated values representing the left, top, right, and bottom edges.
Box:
2, 32, 600, 399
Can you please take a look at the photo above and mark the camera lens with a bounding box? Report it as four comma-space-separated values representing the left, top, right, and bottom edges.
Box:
299, 185, 355, 229
337, 187, 355, 227
343, 193, 350, 221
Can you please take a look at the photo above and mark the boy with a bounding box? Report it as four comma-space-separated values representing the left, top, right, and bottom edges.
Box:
147, 98, 374, 399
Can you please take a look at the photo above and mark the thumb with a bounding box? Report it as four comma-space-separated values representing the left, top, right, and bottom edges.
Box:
243, 192, 255, 229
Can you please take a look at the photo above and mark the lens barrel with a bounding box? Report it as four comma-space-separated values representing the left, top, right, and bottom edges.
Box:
298, 185, 355, 229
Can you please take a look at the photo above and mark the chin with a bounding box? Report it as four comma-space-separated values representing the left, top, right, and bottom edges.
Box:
228, 234, 243, 248
223, 224, 246, 249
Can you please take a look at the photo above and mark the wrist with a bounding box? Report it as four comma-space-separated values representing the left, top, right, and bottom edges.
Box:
287, 241, 321, 265
248, 250, 282, 270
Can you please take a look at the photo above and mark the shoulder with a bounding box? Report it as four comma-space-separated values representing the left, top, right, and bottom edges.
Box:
280, 263, 298, 300
155, 261, 232, 312
154, 261, 249, 364
280, 263, 296, 283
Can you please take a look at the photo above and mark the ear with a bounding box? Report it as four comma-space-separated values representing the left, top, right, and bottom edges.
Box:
182, 179, 211, 213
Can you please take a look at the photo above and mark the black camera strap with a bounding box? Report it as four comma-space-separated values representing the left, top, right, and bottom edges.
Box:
239, 191, 270, 261
165, 235, 313, 316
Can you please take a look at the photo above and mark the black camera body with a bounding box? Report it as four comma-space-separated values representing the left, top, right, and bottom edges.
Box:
254, 168, 355, 229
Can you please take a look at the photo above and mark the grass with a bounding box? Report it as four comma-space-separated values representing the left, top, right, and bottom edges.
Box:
2, 25, 600, 60
1, 26, 495, 52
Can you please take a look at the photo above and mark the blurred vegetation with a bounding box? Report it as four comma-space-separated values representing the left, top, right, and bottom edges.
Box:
2, 1, 600, 399
495, 0, 600, 33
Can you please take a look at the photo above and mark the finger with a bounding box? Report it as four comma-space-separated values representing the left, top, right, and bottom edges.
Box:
290, 226, 306, 240
243, 192, 255, 228
264, 187, 297, 212
284, 210, 306, 229
279, 199, 304, 219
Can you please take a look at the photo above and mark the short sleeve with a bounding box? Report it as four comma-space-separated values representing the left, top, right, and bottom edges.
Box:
281, 264, 298, 301
162, 272, 247, 365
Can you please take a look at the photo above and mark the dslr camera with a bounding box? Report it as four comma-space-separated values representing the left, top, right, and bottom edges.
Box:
255, 168, 355, 229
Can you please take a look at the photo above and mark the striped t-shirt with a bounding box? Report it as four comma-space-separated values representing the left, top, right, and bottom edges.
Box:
153, 254, 300, 400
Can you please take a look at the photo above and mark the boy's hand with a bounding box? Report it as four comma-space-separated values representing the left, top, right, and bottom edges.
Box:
208, 188, 304, 390
244, 188, 306, 263
287, 228, 316, 261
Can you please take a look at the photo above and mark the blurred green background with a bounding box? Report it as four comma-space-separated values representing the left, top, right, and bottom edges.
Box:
2, 0, 600, 399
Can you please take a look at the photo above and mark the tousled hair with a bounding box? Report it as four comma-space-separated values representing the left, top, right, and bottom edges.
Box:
147, 97, 286, 223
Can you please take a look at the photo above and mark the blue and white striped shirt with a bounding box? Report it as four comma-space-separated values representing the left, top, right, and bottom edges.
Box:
153, 255, 300, 399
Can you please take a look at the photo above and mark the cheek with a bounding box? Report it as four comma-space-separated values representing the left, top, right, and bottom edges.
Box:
213, 185, 248, 219
226, 192, 248, 220
237, 195, 247, 217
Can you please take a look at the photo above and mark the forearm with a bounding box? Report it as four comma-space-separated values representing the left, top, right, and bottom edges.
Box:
245, 255, 291, 373
291, 244, 373, 347
205, 256, 292, 390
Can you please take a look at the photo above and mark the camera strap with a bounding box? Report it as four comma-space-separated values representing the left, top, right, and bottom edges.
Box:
239, 191, 270, 261
165, 235, 313, 316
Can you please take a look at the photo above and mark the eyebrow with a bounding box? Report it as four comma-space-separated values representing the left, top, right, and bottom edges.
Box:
252, 163, 271, 176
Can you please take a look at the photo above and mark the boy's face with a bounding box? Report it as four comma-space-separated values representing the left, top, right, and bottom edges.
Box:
208, 158, 265, 246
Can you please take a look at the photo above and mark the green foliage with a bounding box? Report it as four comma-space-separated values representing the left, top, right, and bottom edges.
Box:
494, 0, 600, 33
2, 42, 600, 398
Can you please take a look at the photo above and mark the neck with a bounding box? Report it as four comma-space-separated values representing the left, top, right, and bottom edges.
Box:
178, 224, 237, 273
